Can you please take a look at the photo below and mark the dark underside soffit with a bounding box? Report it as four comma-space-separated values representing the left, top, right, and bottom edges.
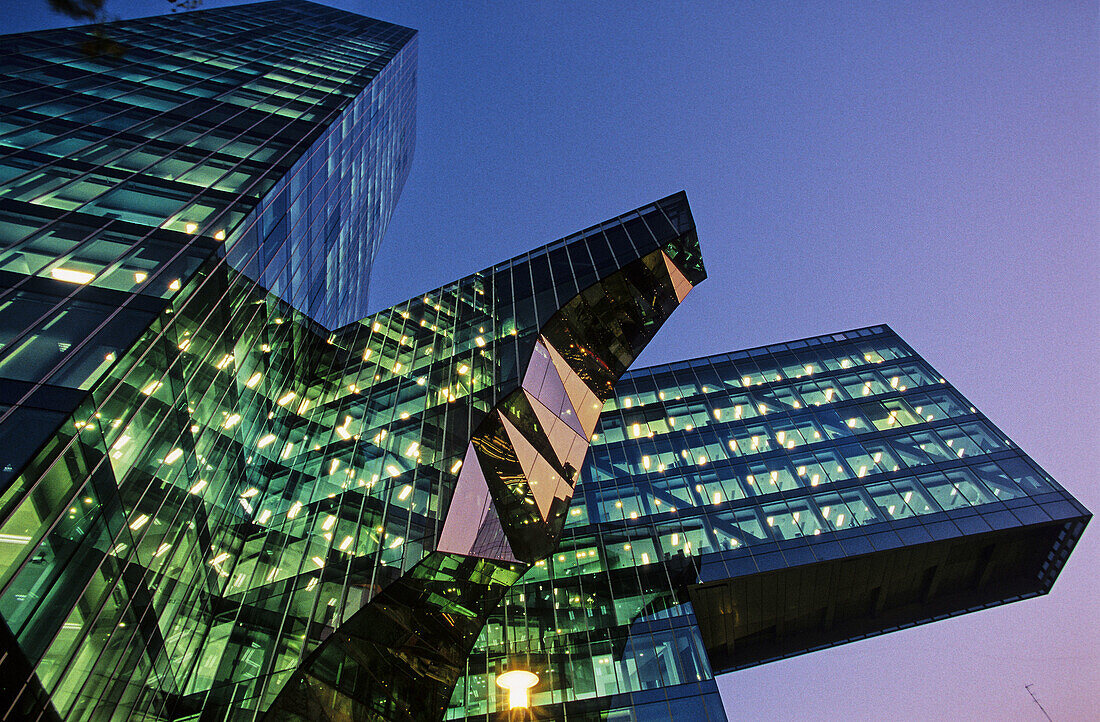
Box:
689, 517, 1087, 675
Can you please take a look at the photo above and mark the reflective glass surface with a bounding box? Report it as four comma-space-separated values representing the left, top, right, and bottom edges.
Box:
0, 0, 416, 492
0, 179, 701, 721
449, 326, 1089, 720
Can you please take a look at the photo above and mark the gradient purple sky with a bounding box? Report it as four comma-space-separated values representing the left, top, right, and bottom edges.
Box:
5, 1, 1098, 719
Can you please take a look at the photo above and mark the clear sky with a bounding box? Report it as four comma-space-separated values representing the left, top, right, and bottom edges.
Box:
4, 1, 1098, 719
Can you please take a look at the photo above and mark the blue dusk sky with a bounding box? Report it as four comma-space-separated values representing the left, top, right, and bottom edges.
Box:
4, 1, 1097, 719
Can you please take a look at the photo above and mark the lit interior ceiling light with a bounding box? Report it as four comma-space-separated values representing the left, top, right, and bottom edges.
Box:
184, 222, 198, 234
51, 267, 95, 284
134, 272, 147, 283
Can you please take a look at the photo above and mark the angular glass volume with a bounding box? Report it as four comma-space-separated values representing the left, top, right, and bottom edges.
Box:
450, 326, 1090, 719
0, 176, 702, 720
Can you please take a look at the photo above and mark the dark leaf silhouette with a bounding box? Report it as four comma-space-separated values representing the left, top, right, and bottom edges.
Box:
47, 0, 106, 21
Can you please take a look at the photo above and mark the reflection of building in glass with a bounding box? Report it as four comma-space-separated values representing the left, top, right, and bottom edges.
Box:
449, 326, 1090, 719
0, 3, 1090, 722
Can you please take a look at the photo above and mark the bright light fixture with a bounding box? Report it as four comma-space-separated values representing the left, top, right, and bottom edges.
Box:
51, 267, 95, 284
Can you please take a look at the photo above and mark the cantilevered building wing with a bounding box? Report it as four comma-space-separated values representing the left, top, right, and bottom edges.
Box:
450, 326, 1089, 719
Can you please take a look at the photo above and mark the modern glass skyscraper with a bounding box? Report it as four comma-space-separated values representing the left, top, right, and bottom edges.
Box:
0, 0, 416, 495
449, 325, 1089, 720
0, 3, 1090, 722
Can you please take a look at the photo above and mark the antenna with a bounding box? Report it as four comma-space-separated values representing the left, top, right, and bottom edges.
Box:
1024, 683, 1052, 721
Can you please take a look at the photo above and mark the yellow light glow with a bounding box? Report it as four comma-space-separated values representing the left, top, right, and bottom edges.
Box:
184, 222, 198, 234
246, 372, 262, 388
134, 271, 147, 283
257, 434, 276, 448
277, 391, 296, 406
51, 267, 95, 284
214, 229, 225, 241
496, 670, 539, 709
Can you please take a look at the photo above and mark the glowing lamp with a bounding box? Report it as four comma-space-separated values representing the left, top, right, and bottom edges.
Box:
496, 670, 538, 709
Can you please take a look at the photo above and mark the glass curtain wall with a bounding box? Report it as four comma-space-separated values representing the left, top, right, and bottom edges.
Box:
450, 326, 1089, 720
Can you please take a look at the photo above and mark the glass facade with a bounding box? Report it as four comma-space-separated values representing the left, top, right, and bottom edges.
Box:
449, 326, 1090, 720
0, 33, 703, 712
0, 0, 416, 494
0, 4, 1090, 722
